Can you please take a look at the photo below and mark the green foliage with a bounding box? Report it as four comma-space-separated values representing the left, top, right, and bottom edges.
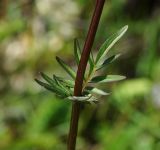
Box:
85, 86, 109, 96
56, 56, 76, 79
95, 25, 128, 64
1, 1, 160, 150
90, 75, 126, 83
74, 38, 81, 65
96, 54, 121, 70
35, 26, 128, 103
35, 73, 72, 98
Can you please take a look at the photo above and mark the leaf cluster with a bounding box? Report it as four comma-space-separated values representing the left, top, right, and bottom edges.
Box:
35, 25, 128, 103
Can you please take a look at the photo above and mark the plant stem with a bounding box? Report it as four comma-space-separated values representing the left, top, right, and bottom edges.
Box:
67, 0, 105, 150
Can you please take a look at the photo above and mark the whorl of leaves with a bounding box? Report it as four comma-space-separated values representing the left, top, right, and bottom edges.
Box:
35, 25, 128, 103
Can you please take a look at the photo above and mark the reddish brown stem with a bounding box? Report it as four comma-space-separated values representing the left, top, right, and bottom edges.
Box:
67, 0, 105, 150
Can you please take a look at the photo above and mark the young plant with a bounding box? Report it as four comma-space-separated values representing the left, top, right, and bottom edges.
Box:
35, 0, 128, 149
35, 27, 127, 101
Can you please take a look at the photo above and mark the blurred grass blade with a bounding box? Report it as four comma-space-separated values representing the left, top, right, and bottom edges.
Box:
85, 86, 109, 95
56, 56, 76, 79
96, 54, 121, 70
74, 38, 81, 65
95, 25, 128, 64
90, 75, 126, 83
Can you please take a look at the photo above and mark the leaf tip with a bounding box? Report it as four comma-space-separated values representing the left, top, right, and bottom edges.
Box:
123, 25, 128, 32
120, 75, 127, 80
34, 78, 40, 84
55, 56, 59, 61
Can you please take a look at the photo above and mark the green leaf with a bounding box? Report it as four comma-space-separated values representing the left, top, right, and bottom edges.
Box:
36, 73, 71, 96
40, 72, 55, 85
90, 75, 126, 83
74, 38, 81, 65
53, 75, 60, 85
40, 72, 71, 95
35, 79, 55, 92
35, 79, 67, 97
95, 25, 128, 64
88, 51, 95, 76
85, 86, 109, 95
56, 56, 76, 79
89, 51, 94, 66
74, 38, 95, 77
53, 75, 72, 95
53, 75, 75, 88
96, 54, 121, 70
40, 72, 71, 94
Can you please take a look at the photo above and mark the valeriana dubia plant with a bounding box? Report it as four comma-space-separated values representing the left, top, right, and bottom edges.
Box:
35, 0, 128, 149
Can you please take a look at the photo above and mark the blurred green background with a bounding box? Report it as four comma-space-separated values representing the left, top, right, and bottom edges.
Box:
0, 0, 160, 150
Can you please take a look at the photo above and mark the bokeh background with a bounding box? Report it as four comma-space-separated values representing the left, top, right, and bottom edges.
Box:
0, 0, 160, 150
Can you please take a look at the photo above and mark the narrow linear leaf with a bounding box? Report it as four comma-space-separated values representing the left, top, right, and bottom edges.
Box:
40, 72, 72, 95
74, 38, 81, 65
40, 72, 55, 85
54, 75, 75, 88
88, 51, 95, 76
90, 75, 126, 83
35, 79, 55, 92
56, 56, 76, 79
96, 54, 121, 70
40, 72, 71, 95
35, 79, 66, 96
85, 86, 109, 96
53, 75, 72, 95
90, 51, 94, 62
95, 25, 128, 64
53, 75, 60, 85
89, 51, 94, 67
